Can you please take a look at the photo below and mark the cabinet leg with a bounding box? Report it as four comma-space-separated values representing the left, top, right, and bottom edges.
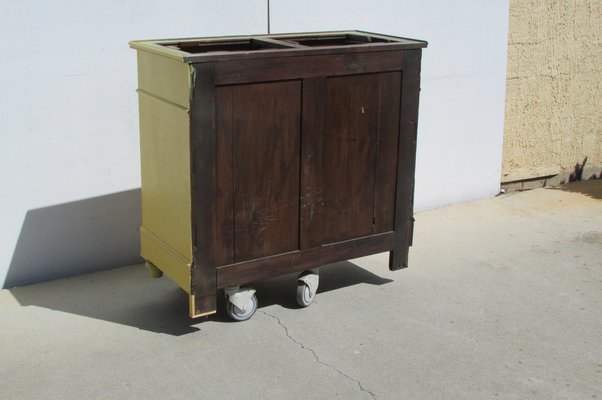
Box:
145, 261, 163, 278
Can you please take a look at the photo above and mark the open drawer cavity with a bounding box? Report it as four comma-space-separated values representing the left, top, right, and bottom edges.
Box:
163, 38, 295, 54
159, 33, 398, 55
280, 33, 394, 47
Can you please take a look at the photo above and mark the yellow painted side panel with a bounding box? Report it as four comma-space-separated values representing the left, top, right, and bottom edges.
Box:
138, 90, 192, 265
140, 227, 191, 293
137, 51, 191, 108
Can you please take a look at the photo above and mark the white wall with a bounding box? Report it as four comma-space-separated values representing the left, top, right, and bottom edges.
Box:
0, 1, 509, 288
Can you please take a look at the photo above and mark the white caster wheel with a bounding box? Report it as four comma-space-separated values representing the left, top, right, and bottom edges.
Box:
296, 283, 315, 307
296, 270, 319, 307
226, 294, 258, 321
224, 286, 258, 322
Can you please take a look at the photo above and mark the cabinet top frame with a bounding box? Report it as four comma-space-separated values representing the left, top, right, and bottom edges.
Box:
129, 30, 428, 63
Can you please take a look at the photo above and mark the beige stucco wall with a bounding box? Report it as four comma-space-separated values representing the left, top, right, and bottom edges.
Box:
502, 0, 602, 182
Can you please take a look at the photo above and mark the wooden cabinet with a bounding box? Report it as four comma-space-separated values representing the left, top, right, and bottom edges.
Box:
130, 31, 427, 319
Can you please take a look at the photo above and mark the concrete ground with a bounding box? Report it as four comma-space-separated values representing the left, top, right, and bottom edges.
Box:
1, 181, 601, 400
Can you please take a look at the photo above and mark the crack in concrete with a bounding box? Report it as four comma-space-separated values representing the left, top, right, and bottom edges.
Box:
259, 309, 378, 400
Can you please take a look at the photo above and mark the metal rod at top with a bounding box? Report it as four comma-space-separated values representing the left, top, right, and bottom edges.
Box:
267, 0, 271, 34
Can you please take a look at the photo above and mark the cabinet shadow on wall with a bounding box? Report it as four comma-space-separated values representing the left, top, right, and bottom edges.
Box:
5, 189, 144, 289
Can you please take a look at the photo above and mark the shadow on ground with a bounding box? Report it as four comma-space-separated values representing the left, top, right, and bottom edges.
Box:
9, 261, 392, 336
549, 180, 602, 200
